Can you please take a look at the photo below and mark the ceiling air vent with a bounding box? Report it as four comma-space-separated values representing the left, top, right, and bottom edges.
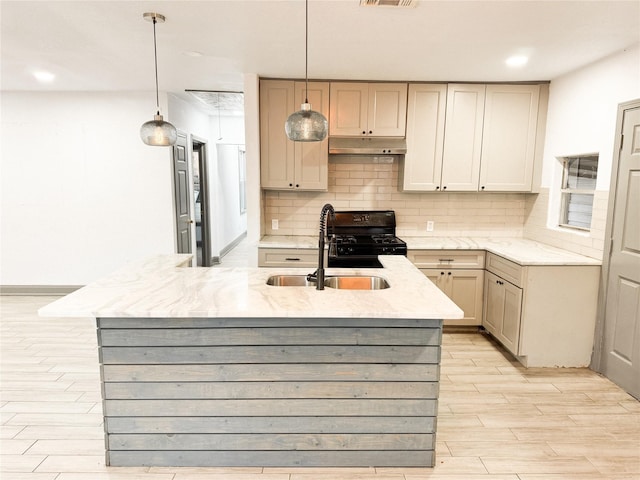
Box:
360, 0, 417, 7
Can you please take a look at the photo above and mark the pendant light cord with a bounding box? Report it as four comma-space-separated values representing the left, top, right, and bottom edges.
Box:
304, 0, 309, 103
152, 16, 160, 114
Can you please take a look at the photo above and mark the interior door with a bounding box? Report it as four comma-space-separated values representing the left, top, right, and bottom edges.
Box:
172, 133, 192, 255
600, 103, 640, 399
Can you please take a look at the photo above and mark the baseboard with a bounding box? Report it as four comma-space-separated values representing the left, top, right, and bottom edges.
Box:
220, 232, 247, 258
1, 285, 83, 296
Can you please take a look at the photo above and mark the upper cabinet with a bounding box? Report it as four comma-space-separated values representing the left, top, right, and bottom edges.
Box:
479, 84, 541, 192
441, 84, 486, 192
401, 84, 447, 191
260, 79, 329, 191
401, 83, 547, 193
329, 82, 408, 137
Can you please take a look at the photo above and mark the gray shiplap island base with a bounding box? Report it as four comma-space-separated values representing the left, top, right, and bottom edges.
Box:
40, 255, 463, 467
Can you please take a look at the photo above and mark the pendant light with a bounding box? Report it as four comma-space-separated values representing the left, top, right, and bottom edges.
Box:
284, 0, 328, 142
140, 12, 177, 147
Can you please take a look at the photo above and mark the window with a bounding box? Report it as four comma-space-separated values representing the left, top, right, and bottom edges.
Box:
559, 155, 598, 231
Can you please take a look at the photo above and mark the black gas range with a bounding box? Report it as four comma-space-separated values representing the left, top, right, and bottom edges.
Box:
327, 210, 407, 268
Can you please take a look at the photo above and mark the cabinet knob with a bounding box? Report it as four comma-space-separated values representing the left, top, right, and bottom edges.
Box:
440, 271, 445, 275
289, 183, 293, 187
443, 186, 447, 190
448, 272, 452, 275
481, 186, 485, 190
435, 186, 440, 190
362, 131, 366, 135
369, 130, 373, 135
295, 184, 299, 188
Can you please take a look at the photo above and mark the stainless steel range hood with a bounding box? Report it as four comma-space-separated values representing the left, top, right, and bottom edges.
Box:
329, 137, 407, 155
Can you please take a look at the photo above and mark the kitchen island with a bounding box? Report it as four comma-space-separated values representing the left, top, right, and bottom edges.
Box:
40, 255, 462, 467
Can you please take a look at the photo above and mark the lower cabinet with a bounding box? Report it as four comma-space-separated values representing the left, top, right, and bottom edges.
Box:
423, 269, 484, 326
409, 250, 485, 327
482, 252, 600, 367
482, 271, 523, 353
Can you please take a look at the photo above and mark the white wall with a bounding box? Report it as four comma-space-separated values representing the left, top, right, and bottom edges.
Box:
524, 44, 640, 259
540, 44, 640, 189
1, 92, 175, 286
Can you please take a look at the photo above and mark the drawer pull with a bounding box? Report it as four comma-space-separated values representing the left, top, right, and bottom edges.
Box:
438, 258, 454, 262
285, 257, 301, 261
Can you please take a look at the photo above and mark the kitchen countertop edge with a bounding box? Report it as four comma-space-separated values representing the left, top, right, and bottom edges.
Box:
259, 235, 601, 266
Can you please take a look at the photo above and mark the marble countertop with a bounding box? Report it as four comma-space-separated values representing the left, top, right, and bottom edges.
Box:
259, 236, 601, 266
39, 254, 463, 320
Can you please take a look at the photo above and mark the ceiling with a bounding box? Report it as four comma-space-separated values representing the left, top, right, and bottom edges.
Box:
2, 0, 639, 112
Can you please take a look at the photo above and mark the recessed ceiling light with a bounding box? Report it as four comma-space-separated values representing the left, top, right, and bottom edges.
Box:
505, 55, 528, 68
33, 70, 55, 83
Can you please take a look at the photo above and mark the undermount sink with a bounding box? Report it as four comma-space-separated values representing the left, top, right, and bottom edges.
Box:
266, 275, 390, 290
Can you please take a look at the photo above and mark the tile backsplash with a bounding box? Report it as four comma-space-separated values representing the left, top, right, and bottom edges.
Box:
263, 157, 526, 238
524, 187, 607, 260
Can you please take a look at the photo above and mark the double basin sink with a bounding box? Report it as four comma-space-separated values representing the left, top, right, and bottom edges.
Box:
266, 275, 390, 290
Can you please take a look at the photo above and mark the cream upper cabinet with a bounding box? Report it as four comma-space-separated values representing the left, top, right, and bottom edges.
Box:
441, 84, 486, 192
260, 79, 329, 191
329, 82, 408, 137
479, 84, 540, 192
401, 84, 447, 191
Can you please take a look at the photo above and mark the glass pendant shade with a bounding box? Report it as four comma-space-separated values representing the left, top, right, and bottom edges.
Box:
285, 102, 328, 142
140, 12, 177, 147
140, 113, 178, 146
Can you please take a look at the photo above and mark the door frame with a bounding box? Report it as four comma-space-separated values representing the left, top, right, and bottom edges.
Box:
192, 136, 213, 267
591, 98, 640, 373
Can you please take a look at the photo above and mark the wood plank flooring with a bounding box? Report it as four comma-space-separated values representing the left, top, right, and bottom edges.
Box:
1, 295, 639, 480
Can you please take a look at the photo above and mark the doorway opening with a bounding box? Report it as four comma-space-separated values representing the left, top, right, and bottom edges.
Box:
192, 138, 212, 267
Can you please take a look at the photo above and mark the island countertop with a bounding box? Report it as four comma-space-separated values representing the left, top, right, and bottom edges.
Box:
39, 254, 463, 320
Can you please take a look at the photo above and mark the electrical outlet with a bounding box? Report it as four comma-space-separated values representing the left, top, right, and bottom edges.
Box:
271, 219, 279, 230
426, 221, 434, 232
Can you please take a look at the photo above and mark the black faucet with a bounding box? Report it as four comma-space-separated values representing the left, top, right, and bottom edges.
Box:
307, 203, 335, 290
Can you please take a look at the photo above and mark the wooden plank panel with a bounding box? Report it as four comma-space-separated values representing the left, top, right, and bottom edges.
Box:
105, 416, 436, 434
104, 399, 437, 417
99, 327, 440, 347
100, 345, 440, 365
102, 364, 439, 382
103, 381, 439, 400
107, 450, 435, 467
108, 433, 435, 451
97, 317, 441, 329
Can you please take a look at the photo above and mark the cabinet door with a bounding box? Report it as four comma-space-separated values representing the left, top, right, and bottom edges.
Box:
423, 269, 484, 326
260, 80, 295, 189
448, 269, 484, 326
483, 271, 523, 355
441, 84, 485, 192
500, 280, 523, 354
483, 271, 504, 336
367, 83, 408, 137
294, 81, 329, 190
329, 82, 369, 136
479, 84, 540, 192
402, 84, 447, 191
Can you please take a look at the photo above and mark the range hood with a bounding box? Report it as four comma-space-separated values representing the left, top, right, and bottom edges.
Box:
329, 137, 407, 155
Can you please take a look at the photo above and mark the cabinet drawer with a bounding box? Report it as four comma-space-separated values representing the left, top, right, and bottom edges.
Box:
485, 253, 523, 287
408, 250, 485, 269
258, 248, 318, 268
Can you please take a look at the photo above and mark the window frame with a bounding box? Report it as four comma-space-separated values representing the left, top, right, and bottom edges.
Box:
558, 154, 599, 232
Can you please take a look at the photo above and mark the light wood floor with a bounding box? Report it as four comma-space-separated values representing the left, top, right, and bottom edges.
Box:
1, 295, 639, 480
